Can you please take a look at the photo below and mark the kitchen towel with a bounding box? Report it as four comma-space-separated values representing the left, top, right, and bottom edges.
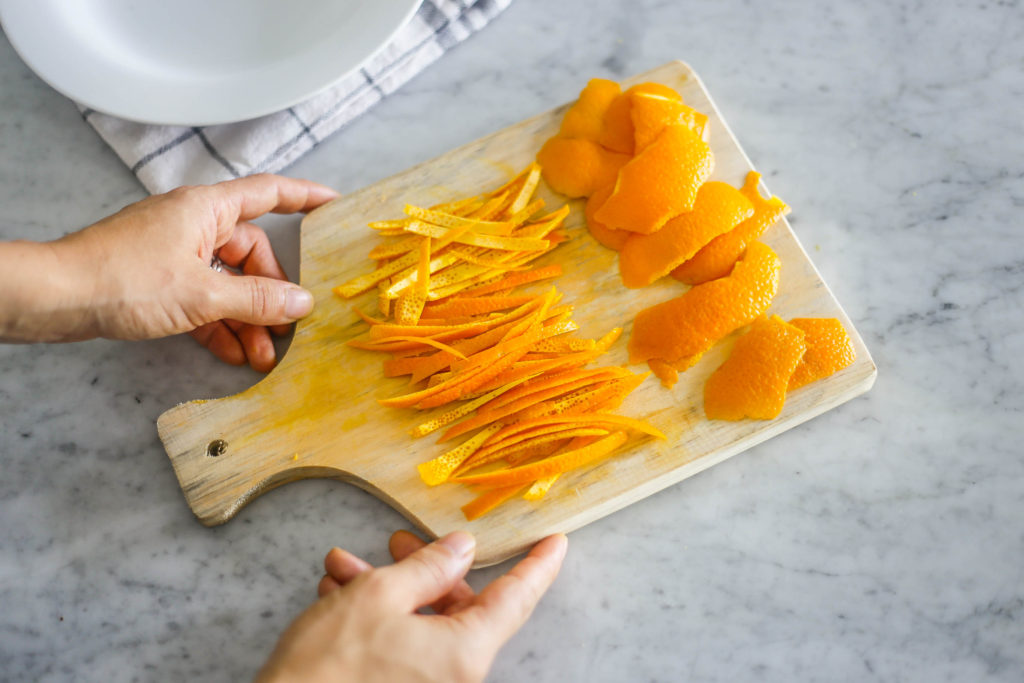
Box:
81, 0, 513, 195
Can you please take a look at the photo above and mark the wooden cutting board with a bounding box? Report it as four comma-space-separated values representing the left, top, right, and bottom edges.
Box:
157, 61, 876, 567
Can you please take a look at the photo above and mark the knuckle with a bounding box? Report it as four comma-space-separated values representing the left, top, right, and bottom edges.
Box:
245, 279, 274, 320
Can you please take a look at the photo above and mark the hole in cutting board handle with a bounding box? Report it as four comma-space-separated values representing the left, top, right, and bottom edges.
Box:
206, 439, 227, 458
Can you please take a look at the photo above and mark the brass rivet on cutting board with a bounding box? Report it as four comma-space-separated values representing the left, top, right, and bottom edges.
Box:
206, 439, 227, 458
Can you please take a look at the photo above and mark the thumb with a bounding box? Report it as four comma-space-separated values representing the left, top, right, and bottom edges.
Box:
207, 273, 315, 326
373, 532, 476, 612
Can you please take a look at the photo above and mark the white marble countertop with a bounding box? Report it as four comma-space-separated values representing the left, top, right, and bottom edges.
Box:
2, 1, 1022, 681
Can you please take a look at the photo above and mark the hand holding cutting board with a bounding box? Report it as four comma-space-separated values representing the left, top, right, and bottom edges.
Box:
0, 174, 337, 370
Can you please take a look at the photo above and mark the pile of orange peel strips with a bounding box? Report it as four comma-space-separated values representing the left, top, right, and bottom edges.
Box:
334, 163, 665, 520
335, 76, 858, 520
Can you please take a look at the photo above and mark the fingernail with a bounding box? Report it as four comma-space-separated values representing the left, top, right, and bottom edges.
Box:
285, 287, 314, 319
439, 531, 476, 559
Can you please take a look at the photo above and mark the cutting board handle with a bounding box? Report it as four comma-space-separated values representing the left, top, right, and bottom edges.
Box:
157, 395, 357, 525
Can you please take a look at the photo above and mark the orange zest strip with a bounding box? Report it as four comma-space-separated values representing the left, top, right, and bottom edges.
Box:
485, 411, 664, 446
414, 325, 545, 409
410, 374, 539, 438
459, 264, 564, 298
438, 371, 626, 444
334, 251, 419, 298
368, 235, 421, 260
370, 295, 545, 340
403, 205, 509, 232
421, 295, 537, 319
460, 348, 601, 399
404, 221, 550, 252
417, 423, 503, 486
376, 336, 467, 360
452, 431, 629, 487
522, 435, 599, 501
415, 238, 431, 297
461, 484, 528, 521
459, 428, 612, 473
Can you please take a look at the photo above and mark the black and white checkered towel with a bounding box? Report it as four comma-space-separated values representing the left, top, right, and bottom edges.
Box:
81, 0, 512, 195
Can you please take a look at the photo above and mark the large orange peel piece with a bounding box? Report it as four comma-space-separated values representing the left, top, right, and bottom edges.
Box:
787, 318, 856, 390
558, 78, 621, 141
598, 83, 683, 154
617, 181, 754, 288
631, 92, 709, 152
593, 124, 714, 234
628, 241, 781, 382
584, 184, 629, 251
672, 172, 790, 285
536, 137, 630, 198
704, 315, 807, 420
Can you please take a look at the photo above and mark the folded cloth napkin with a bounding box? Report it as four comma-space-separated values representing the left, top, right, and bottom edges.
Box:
81, 0, 512, 195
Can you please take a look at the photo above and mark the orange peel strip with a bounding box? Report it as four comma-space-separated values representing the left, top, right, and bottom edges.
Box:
458, 264, 564, 298
417, 423, 503, 486
333, 251, 419, 298
460, 428, 612, 473
405, 221, 549, 252
368, 235, 422, 260
506, 164, 542, 216
410, 374, 540, 438
461, 484, 528, 521
452, 431, 629, 487
422, 295, 537, 319
439, 369, 627, 444
487, 411, 664, 446
403, 205, 510, 233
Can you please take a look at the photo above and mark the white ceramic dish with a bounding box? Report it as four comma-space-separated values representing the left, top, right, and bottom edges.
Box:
0, 0, 423, 125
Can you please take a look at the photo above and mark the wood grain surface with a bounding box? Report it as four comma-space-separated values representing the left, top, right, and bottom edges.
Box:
157, 61, 877, 567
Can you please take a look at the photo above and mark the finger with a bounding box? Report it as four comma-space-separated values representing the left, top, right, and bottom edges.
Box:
456, 534, 568, 648
235, 322, 277, 373
324, 547, 373, 584
188, 321, 246, 366
389, 530, 476, 615
209, 174, 339, 227
318, 574, 343, 598
371, 531, 476, 612
216, 222, 289, 282
203, 272, 314, 327
212, 265, 292, 338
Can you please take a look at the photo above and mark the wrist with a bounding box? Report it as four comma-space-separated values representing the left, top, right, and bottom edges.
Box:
0, 237, 100, 343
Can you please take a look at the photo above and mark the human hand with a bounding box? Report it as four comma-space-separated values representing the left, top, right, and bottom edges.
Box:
0, 174, 337, 371
255, 531, 568, 683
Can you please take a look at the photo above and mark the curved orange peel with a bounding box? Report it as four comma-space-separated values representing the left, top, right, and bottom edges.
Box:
787, 318, 856, 390
672, 171, 790, 285
628, 241, 781, 373
704, 315, 807, 420
593, 124, 714, 234
618, 181, 753, 288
